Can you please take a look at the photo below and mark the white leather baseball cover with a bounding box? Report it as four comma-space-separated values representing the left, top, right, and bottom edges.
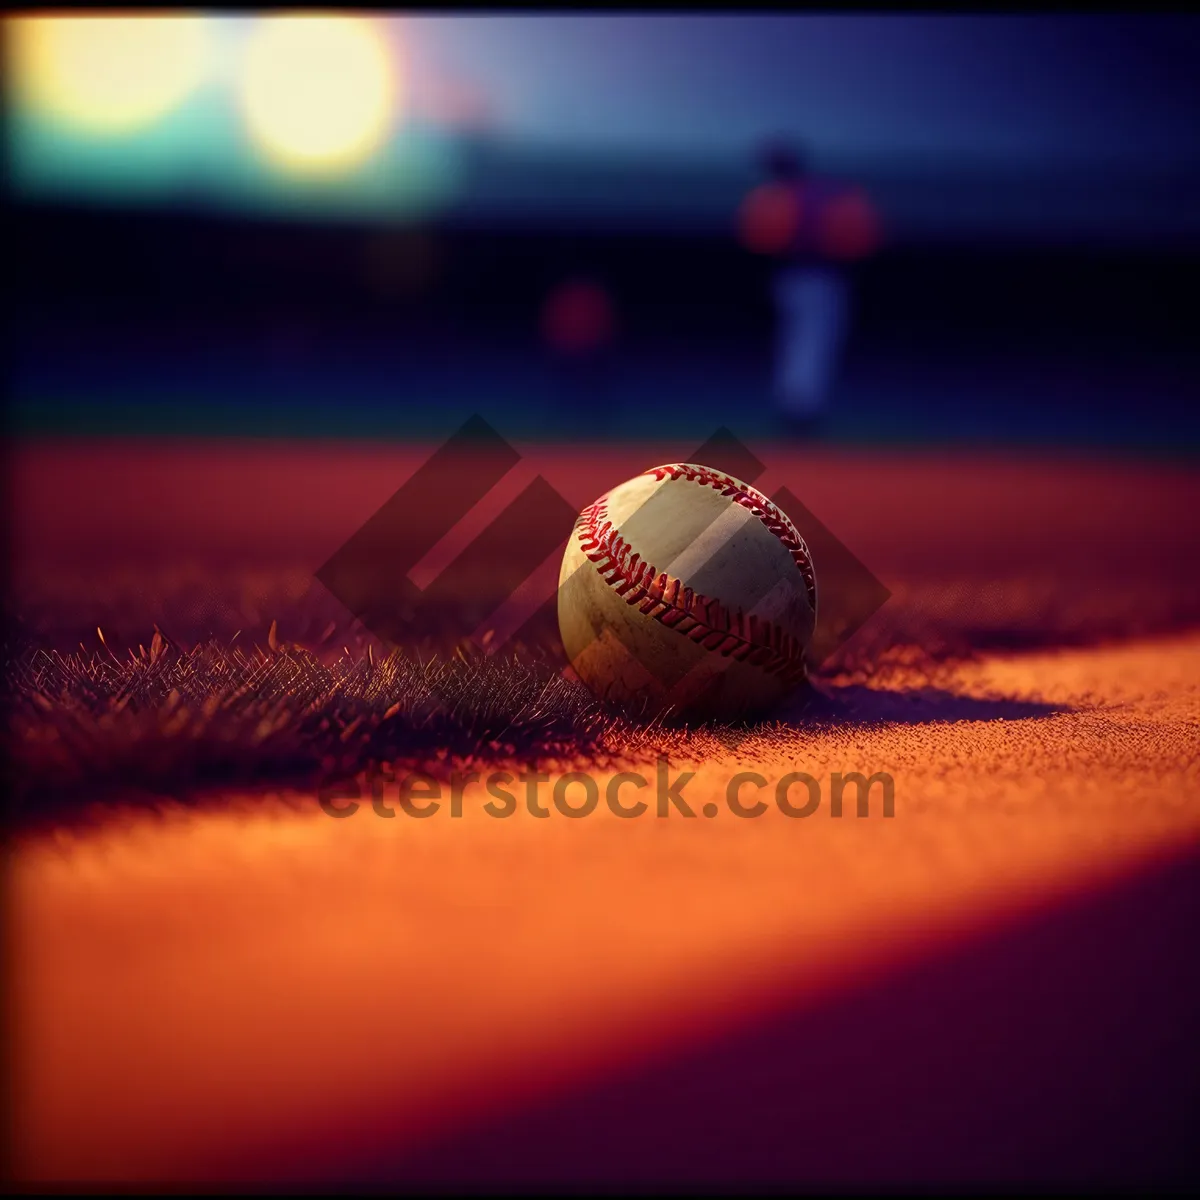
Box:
558, 463, 817, 721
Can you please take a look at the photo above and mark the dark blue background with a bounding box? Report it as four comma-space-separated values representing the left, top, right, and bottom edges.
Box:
10, 14, 1200, 452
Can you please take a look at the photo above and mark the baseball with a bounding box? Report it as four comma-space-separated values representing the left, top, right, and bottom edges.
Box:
558, 462, 817, 721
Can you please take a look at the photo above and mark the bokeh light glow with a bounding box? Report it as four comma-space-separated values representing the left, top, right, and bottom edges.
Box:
541, 280, 617, 355
238, 15, 399, 177
9, 15, 214, 135
738, 183, 803, 255
819, 189, 882, 260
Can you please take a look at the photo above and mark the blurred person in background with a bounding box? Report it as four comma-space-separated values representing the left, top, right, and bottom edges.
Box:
739, 140, 882, 434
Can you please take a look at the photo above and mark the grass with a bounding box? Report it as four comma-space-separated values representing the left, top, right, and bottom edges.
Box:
3, 625, 696, 828
9, 556, 1193, 830
4, 597, 983, 832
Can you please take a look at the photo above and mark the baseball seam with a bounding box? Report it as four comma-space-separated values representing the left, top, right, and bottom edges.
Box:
648, 464, 817, 612
573, 467, 816, 684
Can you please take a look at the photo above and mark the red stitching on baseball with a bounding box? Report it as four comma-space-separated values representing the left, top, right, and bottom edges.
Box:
574, 465, 816, 684
646, 464, 817, 612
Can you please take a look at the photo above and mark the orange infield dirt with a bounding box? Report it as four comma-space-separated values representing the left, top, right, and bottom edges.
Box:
6, 440, 1200, 1186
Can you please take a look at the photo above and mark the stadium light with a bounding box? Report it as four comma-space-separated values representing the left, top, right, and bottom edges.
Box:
7, 14, 215, 135
237, 14, 399, 177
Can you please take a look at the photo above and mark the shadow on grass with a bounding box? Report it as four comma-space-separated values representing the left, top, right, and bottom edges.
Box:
4, 634, 1065, 830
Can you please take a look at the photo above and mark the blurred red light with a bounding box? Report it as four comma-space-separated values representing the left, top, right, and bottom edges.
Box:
541, 279, 616, 355
818, 188, 882, 261
737, 183, 802, 255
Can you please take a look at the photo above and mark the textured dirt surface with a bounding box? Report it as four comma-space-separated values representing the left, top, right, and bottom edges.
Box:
6, 441, 1200, 1185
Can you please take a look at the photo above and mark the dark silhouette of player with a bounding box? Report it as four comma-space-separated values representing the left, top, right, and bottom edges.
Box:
738, 139, 882, 431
